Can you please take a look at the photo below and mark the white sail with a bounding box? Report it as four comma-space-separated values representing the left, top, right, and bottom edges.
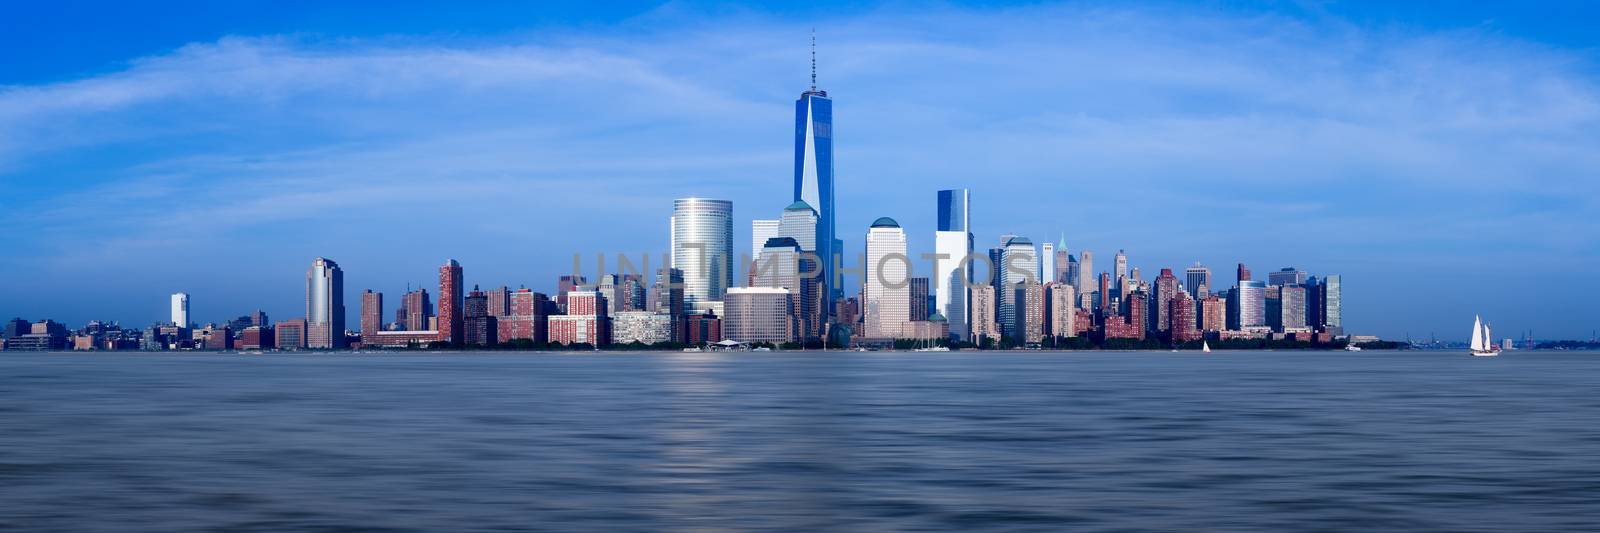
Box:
1484, 323, 1493, 350
1470, 315, 1484, 352
1202, 341, 1211, 353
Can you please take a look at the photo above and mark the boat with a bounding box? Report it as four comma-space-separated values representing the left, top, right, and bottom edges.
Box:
681, 346, 702, 352
913, 346, 950, 352
1469, 315, 1501, 357
753, 346, 772, 352
1202, 341, 1211, 353
1345, 345, 1362, 351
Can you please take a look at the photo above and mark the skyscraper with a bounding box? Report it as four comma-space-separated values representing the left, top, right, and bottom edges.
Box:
934, 189, 972, 341
1321, 274, 1343, 333
1048, 283, 1076, 339
671, 198, 734, 313
170, 293, 189, 327
778, 201, 823, 342
305, 257, 345, 349
437, 259, 463, 345
794, 41, 837, 318
1078, 250, 1095, 302
909, 277, 929, 322
1152, 268, 1179, 336
863, 217, 909, 338
723, 287, 793, 344
1114, 250, 1129, 288
1237, 263, 1252, 284
360, 289, 382, 334
751, 219, 780, 266
1234, 280, 1267, 329
1268, 267, 1307, 287
1053, 235, 1071, 284
998, 236, 1037, 339
970, 285, 999, 343
1041, 241, 1055, 288
1185, 262, 1212, 299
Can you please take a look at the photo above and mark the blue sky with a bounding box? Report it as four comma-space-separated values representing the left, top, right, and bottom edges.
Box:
3, 1, 1598, 340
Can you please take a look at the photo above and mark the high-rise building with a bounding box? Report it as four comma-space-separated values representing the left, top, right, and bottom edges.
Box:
649, 267, 685, 342
998, 236, 1037, 339
503, 288, 549, 344
555, 275, 587, 313
1152, 268, 1179, 335
909, 277, 929, 322
401, 289, 431, 332
1320, 274, 1343, 334
612, 311, 674, 345
1185, 262, 1211, 299
1237, 263, 1252, 284
1268, 267, 1307, 287
1233, 280, 1267, 329
1078, 250, 1095, 300
276, 318, 307, 350
671, 198, 734, 313
1048, 283, 1076, 339
863, 217, 909, 338
723, 287, 793, 344
360, 290, 382, 334
751, 219, 780, 267
970, 285, 999, 342
794, 50, 837, 318
437, 259, 463, 345
1014, 279, 1045, 344
1040, 241, 1055, 289
778, 202, 823, 343
1113, 250, 1128, 288
1280, 284, 1308, 331
463, 286, 496, 347
753, 237, 802, 290
1170, 290, 1201, 342
1053, 235, 1071, 284
486, 286, 510, 318
934, 189, 972, 341
1200, 296, 1226, 333
548, 291, 609, 346
305, 257, 345, 349
170, 293, 189, 327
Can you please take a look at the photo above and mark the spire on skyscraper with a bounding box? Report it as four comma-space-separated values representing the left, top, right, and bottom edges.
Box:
810, 28, 817, 92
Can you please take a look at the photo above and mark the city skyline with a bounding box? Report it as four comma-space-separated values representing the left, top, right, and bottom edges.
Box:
4, 2, 1599, 339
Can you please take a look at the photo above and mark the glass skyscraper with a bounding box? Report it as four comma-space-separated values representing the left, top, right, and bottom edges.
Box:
306, 257, 345, 349
670, 198, 734, 314
794, 83, 836, 319
934, 189, 972, 340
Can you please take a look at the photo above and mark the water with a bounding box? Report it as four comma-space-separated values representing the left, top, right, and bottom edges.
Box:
3, 350, 1599, 531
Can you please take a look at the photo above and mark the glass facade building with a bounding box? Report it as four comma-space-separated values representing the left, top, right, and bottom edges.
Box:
934, 189, 972, 340
670, 198, 734, 313
306, 257, 345, 349
794, 88, 837, 319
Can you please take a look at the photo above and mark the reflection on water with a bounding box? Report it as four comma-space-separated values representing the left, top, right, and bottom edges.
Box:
3, 351, 1600, 531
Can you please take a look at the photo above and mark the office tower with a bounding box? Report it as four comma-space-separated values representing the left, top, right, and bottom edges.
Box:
1064, 254, 1080, 288
1078, 250, 1094, 298
794, 45, 837, 317
1234, 280, 1267, 329
276, 318, 307, 350
987, 247, 1005, 289
360, 290, 382, 334
1200, 296, 1226, 333
504, 289, 549, 343
1185, 262, 1211, 299
1041, 241, 1055, 288
437, 259, 463, 345
1113, 250, 1128, 286
170, 293, 189, 327
934, 189, 973, 341
305, 257, 345, 349
970, 285, 999, 342
1049, 283, 1077, 338
998, 236, 1037, 339
751, 219, 780, 266
723, 287, 793, 344
909, 277, 929, 322
1237, 263, 1252, 284
1014, 279, 1045, 344
671, 198, 734, 312
1268, 267, 1307, 287
779, 201, 823, 343
754, 237, 801, 289
1170, 290, 1200, 342
1152, 268, 1179, 335
1098, 272, 1112, 320
596, 275, 618, 314
650, 267, 686, 342
1321, 275, 1343, 334
548, 291, 609, 346
612, 311, 673, 345
1053, 236, 1071, 284
1280, 284, 1308, 331
486, 286, 510, 318
863, 217, 909, 338
617, 274, 647, 312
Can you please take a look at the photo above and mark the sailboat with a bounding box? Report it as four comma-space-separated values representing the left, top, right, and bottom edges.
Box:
1202, 340, 1211, 353
1469, 315, 1501, 357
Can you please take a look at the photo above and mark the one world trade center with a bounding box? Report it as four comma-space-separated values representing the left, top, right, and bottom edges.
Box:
795, 41, 839, 320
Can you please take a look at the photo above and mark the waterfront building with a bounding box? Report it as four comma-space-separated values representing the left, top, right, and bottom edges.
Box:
1185, 263, 1211, 299
612, 311, 674, 345
1232, 280, 1267, 329
902, 315, 950, 341
1048, 282, 1077, 339
238, 326, 273, 350
777, 202, 823, 343
671, 198, 734, 313
170, 293, 189, 327
1319, 275, 1343, 334
794, 54, 838, 317
464, 286, 496, 347
548, 290, 609, 346
1014, 279, 1045, 345
401, 289, 431, 332
503, 289, 550, 344
305, 257, 345, 349
909, 277, 929, 322
933, 189, 972, 341
683, 312, 722, 345
437, 259, 463, 345
486, 286, 510, 318
1200, 295, 1226, 333
863, 217, 910, 338
1152, 268, 1180, 335
360, 290, 383, 335
998, 236, 1037, 339
275, 318, 307, 350
970, 285, 999, 343
1170, 291, 1201, 342
723, 287, 793, 344
555, 275, 586, 313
